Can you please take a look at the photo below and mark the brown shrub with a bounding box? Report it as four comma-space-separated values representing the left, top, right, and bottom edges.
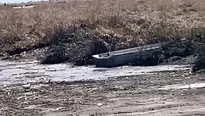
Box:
1, 0, 205, 55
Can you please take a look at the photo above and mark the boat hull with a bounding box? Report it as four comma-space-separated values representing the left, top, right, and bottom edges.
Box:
93, 43, 163, 67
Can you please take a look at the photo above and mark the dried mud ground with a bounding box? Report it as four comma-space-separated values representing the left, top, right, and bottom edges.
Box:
1, 69, 205, 116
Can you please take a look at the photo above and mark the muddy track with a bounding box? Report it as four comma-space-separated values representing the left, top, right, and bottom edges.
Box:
1, 69, 205, 115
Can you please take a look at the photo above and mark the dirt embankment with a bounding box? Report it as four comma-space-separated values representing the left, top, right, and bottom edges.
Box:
1, 0, 205, 71
1, 25, 204, 71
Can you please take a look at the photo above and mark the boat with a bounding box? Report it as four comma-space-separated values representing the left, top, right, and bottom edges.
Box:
92, 43, 163, 67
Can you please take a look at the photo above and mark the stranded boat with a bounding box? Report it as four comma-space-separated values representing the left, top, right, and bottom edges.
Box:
92, 43, 163, 67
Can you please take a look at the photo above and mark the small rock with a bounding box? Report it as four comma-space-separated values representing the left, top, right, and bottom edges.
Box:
17, 96, 24, 100
97, 103, 103, 107
114, 85, 124, 90
170, 56, 181, 61
24, 92, 33, 96
22, 84, 31, 89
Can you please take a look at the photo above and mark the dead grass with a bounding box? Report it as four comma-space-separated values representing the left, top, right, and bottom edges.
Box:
1, 0, 205, 54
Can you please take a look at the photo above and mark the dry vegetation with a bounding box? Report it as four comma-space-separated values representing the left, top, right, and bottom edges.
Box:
0, 0, 205, 56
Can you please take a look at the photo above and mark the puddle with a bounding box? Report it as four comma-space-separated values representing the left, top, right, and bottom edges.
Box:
159, 82, 205, 90
0, 60, 191, 85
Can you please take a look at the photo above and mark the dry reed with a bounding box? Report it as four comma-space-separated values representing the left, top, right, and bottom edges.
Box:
1, 0, 205, 53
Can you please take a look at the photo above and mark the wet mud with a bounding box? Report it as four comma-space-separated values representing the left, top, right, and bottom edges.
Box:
0, 60, 190, 85
1, 66, 205, 115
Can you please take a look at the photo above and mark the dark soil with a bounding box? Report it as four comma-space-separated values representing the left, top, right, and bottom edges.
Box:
39, 25, 199, 67
40, 25, 140, 65
1, 25, 205, 71
192, 44, 205, 72
126, 40, 197, 66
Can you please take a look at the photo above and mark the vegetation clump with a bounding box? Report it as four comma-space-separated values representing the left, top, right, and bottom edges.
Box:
192, 44, 205, 72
